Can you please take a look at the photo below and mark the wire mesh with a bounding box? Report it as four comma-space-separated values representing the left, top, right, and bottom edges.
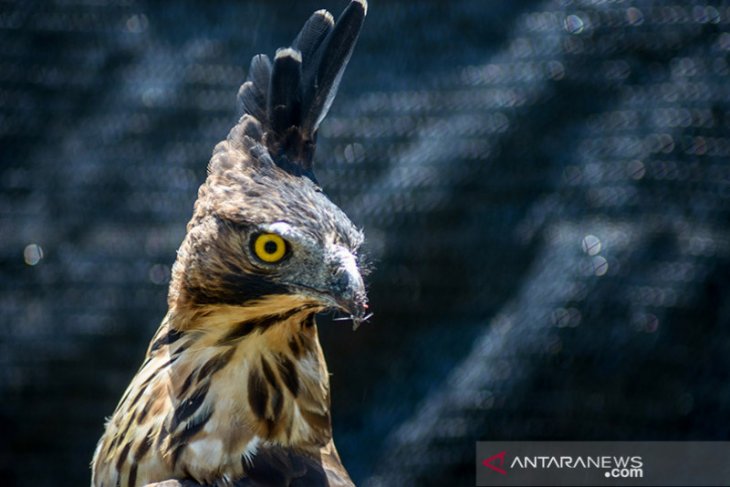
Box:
2, 1, 730, 485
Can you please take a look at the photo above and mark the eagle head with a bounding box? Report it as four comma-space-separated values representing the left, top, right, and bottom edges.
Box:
168, 0, 369, 328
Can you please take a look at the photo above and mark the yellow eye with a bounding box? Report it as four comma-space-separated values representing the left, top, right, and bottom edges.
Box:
252, 233, 288, 263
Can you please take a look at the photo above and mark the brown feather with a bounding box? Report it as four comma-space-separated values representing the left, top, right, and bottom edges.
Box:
92, 2, 367, 486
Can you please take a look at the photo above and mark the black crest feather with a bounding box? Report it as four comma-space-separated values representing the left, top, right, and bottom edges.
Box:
236, 0, 367, 181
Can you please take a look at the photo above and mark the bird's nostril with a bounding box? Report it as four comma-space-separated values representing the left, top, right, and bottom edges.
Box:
333, 270, 350, 293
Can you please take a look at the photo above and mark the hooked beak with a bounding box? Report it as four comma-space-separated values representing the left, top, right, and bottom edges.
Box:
293, 247, 370, 330
330, 264, 369, 329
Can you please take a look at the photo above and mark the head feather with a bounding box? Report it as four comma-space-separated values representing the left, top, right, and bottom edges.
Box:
235, 0, 367, 181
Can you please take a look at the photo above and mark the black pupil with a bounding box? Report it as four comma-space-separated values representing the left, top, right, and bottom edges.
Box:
264, 240, 278, 255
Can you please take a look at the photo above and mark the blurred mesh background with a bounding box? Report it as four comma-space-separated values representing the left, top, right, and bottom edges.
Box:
2, 0, 730, 485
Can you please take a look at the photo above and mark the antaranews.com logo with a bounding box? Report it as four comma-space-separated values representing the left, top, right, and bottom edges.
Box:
482, 450, 643, 479
476, 441, 730, 486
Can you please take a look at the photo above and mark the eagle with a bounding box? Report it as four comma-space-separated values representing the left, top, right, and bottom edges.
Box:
91, 2, 368, 485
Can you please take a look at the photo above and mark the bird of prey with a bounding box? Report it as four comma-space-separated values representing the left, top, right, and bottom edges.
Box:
91, 1, 368, 485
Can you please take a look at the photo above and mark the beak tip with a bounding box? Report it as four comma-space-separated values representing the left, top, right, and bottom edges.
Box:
334, 294, 370, 330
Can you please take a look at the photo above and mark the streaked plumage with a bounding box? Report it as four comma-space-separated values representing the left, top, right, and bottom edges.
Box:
91, 2, 368, 485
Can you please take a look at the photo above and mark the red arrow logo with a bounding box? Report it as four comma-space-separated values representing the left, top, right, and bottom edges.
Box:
482, 451, 507, 475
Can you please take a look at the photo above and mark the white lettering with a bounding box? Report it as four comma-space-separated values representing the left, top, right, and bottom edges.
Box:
609, 467, 644, 478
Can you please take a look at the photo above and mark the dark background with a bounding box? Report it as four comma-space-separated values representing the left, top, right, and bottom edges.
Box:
2, 0, 730, 485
